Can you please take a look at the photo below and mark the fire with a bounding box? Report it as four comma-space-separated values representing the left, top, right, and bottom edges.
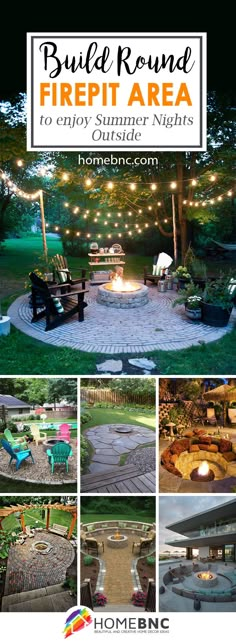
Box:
114, 530, 122, 540
198, 461, 209, 476
110, 276, 137, 292
198, 572, 212, 580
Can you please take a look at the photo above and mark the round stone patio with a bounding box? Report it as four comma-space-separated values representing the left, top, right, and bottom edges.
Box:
85, 424, 155, 474
8, 287, 236, 354
0, 440, 77, 484
4, 531, 75, 595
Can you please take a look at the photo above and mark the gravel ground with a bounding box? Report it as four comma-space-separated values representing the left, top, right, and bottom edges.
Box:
126, 446, 156, 472
0, 439, 77, 484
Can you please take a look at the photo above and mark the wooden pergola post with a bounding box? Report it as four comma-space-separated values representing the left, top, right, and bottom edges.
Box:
20, 513, 26, 533
68, 512, 77, 540
46, 507, 50, 530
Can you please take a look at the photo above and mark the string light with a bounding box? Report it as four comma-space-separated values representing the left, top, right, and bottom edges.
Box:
148, 206, 152, 211
55, 226, 59, 231
16, 160, 23, 167
128, 211, 132, 216
217, 196, 222, 201
62, 172, 69, 181
73, 207, 79, 214
210, 175, 216, 182
66, 229, 70, 234
64, 202, 69, 208
76, 232, 80, 236
138, 209, 142, 214
130, 183, 136, 191
117, 212, 121, 217
151, 183, 157, 191
107, 181, 114, 189
191, 179, 197, 186
157, 202, 162, 207
164, 218, 168, 223
85, 178, 92, 187
87, 233, 91, 238
170, 181, 177, 189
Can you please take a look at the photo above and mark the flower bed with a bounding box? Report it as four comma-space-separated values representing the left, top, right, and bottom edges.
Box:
137, 554, 156, 592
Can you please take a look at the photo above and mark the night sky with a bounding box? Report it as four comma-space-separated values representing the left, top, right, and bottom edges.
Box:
0, 22, 235, 101
159, 496, 234, 552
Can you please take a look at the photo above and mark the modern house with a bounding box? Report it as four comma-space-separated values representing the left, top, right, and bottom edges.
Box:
0, 395, 31, 417
166, 499, 236, 562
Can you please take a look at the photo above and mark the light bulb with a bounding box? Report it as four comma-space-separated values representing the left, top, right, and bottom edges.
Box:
210, 175, 216, 182
191, 179, 197, 186
62, 172, 69, 181
227, 191, 232, 197
64, 202, 69, 208
107, 181, 113, 189
151, 183, 157, 191
130, 183, 136, 191
76, 232, 80, 236
157, 202, 161, 207
170, 181, 177, 189
85, 178, 92, 187
16, 159, 23, 167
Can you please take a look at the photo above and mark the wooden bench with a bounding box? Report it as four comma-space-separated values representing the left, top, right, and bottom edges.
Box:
48, 523, 68, 537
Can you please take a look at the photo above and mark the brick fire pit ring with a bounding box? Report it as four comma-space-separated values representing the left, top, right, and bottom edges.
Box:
97, 282, 149, 308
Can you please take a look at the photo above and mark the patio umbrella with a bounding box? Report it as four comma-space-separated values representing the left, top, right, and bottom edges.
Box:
203, 384, 236, 426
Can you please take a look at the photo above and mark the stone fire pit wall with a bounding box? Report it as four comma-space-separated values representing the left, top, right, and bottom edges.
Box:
97, 283, 149, 308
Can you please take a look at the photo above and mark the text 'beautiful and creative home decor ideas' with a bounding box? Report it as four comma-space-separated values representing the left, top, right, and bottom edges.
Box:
27, 32, 206, 150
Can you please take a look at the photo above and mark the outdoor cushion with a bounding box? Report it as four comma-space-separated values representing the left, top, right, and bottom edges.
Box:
189, 445, 200, 452
118, 522, 127, 528
142, 524, 149, 532
199, 444, 208, 450
53, 297, 64, 314
170, 454, 178, 464
208, 444, 219, 452
184, 431, 194, 438
219, 439, 232, 453
222, 451, 236, 462
200, 436, 212, 445
87, 524, 94, 532
170, 438, 190, 455
164, 462, 182, 477
57, 269, 70, 284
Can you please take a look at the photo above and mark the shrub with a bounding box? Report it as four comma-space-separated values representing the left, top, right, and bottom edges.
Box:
93, 592, 107, 607
84, 555, 94, 566
131, 590, 147, 607
6, 420, 18, 433
80, 435, 90, 473
146, 556, 155, 566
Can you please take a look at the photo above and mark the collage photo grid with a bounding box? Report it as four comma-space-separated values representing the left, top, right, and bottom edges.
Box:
0, 26, 235, 638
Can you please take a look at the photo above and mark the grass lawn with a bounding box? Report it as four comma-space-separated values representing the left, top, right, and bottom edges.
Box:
2, 507, 77, 534
82, 407, 156, 432
0, 477, 77, 493
80, 513, 155, 524
1, 236, 236, 374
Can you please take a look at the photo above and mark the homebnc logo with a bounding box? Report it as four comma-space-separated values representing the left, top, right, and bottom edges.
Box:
94, 617, 170, 632
63, 606, 93, 638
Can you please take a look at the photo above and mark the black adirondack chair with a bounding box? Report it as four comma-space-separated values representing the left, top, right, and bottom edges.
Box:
52, 254, 87, 289
29, 272, 88, 332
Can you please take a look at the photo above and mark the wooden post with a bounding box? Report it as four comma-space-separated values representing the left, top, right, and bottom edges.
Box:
46, 507, 50, 530
68, 512, 77, 540
39, 189, 48, 265
20, 513, 26, 533
172, 194, 178, 266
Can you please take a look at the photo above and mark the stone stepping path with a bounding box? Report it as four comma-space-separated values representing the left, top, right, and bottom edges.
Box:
85, 424, 155, 473
8, 287, 235, 355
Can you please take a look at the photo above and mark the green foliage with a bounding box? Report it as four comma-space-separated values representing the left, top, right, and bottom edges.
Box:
184, 245, 195, 272
0, 530, 18, 559
146, 556, 155, 566
191, 258, 207, 280
80, 402, 92, 424
83, 555, 94, 566
80, 435, 90, 473
172, 282, 203, 308
203, 273, 235, 310
173, 266, 191, 279
6, 420, 18, 433
47, 378, 77, 405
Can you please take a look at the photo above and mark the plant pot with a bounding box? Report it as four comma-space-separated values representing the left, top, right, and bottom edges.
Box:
185, 306, 202, 321
202, 302, 233, 327
178, 278, 191, 290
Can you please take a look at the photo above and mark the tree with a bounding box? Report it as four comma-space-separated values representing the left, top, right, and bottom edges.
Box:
47, 379, 77, 405
14, 378, 49, 405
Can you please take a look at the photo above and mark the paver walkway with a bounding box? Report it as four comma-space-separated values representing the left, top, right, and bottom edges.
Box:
102, 531, 140, 604
85, 424, 155, 474
8, 287, 235, 354
4, 531, 75, 595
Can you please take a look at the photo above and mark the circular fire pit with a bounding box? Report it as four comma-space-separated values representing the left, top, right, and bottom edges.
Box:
32, 540, 52, 554
190, 460, 215, 482
194, 571, 218, 588
107, 534, 128, 548
97, 282, 149, 308
43, 438, 69, 452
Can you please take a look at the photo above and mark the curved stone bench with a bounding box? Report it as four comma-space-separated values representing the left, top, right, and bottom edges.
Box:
161, 437, 236, 479
82, 520, 155, 536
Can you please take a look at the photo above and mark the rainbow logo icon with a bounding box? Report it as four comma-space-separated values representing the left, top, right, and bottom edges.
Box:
63, 607, 93, 638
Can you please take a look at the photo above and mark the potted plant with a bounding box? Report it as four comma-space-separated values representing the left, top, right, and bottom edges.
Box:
172, 282, 203, 320
202, 273, 234, 327
172, 266, 191, 289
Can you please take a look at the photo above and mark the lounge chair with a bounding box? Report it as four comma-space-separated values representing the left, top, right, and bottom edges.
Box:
4, 429, 27, 450
1, 439, 35, 470
56, 423, 71, 442
84, 538, 104, 555
46, 441, 73, 473
30, 424, 47, 446
132, 538, 152, 555
52, 254, 87, 289
205, 408, 217, 426
29, 271, 88, 331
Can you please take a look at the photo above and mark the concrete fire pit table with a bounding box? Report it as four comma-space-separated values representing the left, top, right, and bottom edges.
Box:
107, 534, 128, 548
97, 282, 149, 308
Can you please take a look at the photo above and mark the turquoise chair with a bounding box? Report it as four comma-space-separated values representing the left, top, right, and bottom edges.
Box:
1, 439, 35, 471
46, 441, 73, 473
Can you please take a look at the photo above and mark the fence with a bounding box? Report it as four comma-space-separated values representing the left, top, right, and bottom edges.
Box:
81, 388, 155, 406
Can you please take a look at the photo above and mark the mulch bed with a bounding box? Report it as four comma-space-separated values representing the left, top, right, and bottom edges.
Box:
80, 553, 99, 595
137, 554, 156, 592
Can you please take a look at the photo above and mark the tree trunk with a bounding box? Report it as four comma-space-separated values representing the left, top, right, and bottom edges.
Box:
176, 154, 187, 261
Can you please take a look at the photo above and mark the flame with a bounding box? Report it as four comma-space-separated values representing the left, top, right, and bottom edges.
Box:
110, 276, 138, 292
114, 530, 122, 540
198, 572, 212, 580
198, 460, 209, 476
